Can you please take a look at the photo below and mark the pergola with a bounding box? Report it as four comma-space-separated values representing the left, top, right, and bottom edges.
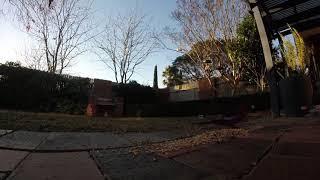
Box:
248, 0, 320, 68
248, 0, 320, 115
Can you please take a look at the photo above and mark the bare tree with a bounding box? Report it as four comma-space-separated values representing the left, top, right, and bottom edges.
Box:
20, 45, 47, 71
163, 0, 248, 93
8, 0, 94, 74
94, 11, 157, 84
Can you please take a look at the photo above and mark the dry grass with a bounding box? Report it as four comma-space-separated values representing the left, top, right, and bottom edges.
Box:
130, 128, 249, 157
0, 110, 201, 133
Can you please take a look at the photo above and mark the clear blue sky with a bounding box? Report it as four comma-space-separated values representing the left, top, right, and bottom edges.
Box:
0, 0, 181, 87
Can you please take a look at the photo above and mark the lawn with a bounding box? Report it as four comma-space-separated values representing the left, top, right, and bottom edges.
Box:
0, 110, 202, 133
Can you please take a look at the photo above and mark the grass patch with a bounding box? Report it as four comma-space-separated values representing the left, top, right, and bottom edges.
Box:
0, 110, 201, 133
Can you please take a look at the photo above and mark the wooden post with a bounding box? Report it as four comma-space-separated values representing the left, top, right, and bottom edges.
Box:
250, 1, 273, 70
249, 0, 280, 117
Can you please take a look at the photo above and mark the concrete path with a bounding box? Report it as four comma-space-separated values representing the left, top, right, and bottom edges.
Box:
0, 131, 186, 151
0, 122, 319, 180
244, 125, 320, 180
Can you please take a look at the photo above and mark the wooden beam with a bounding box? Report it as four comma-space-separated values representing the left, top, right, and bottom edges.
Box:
250, 2, 274, 70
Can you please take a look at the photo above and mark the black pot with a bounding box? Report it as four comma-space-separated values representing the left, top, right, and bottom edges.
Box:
279, 76, 313, 117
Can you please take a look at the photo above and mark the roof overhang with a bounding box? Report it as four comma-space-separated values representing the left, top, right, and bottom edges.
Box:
248, 0, 320, 38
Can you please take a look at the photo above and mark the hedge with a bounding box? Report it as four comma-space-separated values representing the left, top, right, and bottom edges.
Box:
0, 64, 92, 114
125, 93, 271, 117
0, 63, 270, 116
0, 64, 158, 114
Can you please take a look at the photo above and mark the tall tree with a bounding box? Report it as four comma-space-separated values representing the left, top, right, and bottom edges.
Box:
233, 15, 267, 91
94, 11, 158, 84
164, 0, 248, 92
153, 65, 158, 89
8, 0, 94, 74
162, 65, 184, 87
162, 54, 202, 86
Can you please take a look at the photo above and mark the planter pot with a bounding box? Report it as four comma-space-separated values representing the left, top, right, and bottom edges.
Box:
279, 76, 313, 117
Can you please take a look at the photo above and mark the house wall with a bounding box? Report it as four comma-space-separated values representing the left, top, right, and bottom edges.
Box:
168, 79, 262, 102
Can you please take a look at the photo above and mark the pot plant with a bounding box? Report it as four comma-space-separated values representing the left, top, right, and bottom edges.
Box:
278, 27, 313, 117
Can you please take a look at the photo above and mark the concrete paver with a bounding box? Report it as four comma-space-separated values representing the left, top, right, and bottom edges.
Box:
37, 132, 134, 150
273, 141, 320, 157
0, 130, 12, 137
7, 152, 104, 180
245, 124, 320, 180
37, 132, 91, 151
279, 126, 320, 143
92, 148, 208, 180
118, 132, 175, 145
0, 150, 28, 171
0, 131, 48, 150
0, 173, 6, 180
272, 126, 320, 157
89, 133, 131, 149
244, 155, 320, 180
0, 122, 318, 180
173, 138, 270, 179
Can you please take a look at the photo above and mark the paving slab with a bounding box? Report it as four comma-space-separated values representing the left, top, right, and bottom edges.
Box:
273, 141, 320, 157
250, 125, 291, 134
240, 132, 279, 141
245, 155, 320, 180
118, 132, 181, 145
37, 132, 133, 151
0, 131, 48, 150
0, 150, 29, 171
272, 126, 320, 157
174, 138, 271, 179
0, 130, 12, 137
7, 152, 104, 180
89, 133, 131, 149
36, 133, 91, 151
279, 126, 320, 143
0, 173, 6, 180
92, 149, 208, 180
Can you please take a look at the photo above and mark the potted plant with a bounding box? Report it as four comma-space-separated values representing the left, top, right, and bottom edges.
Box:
278, 27, 313, 117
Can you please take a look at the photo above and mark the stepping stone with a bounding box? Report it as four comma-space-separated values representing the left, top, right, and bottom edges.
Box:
37, 133, 90, 151
92, 149, 207, 180
173, 138, 271, 178
0, 131, 48, 150
8, 152, 104, 180
244, 155, 320, 180
0, 150, 29, 171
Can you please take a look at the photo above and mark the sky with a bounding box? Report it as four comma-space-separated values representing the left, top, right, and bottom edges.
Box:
0, 0, 181, 88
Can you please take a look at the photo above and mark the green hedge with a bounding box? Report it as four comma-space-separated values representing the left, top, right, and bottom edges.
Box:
125, 93, 270, 117
112, 81, 157, 104
0, 64, 158, 115
0, 64, 92, 114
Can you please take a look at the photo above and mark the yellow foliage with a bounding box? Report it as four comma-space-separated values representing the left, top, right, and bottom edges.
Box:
280, 27, 308, 75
